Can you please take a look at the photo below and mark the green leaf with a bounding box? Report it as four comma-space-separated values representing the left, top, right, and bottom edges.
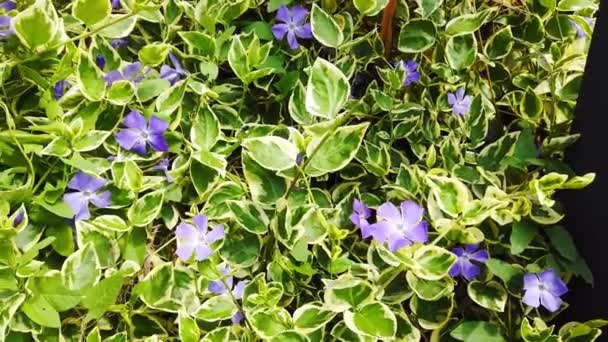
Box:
445, 9, 493, 36
195, 294, 237, 321
426, 174, 471, 217
486, 258, 525, 293
21, 294, 61, 328
288, 81, 314, 125
520, 317, 555, 342
86, 327, 102, 342
82, 272, 125, 318
228, 36, 250, 83
228, 200, 269, 234
398, 19, 437, 53
107, 80, 135, 106
137, 79, 171, 102
354, 0, 378, 15
242, 136, 298, 171
0, 294, 25, 338
311, 4, 344, 48
191, 105, 220, 151
406, 272, 454, 301
78, 52, 106, 102
249, 308, 292, 338
343, 302, 397, 339
413, 245, 457, 281
73, 130, 111, 152
484, 26, 514, 59
546, 226, 577, 261
520, 87, 543, 121
409, 295, 453, 330
415, 0, 443, 17
467, 280, 508, 312
155, 80, 187, 114
99, 14, 137, 38
128, 191, 164, 227
305, 58, 350, 119
73, 0, 111, 26
511, 220, 538, 255
242, 152, 287, 205
47, 223, 75, 256
306, 123, 369, 177
138, 43, 171, 67
293, 304, 336, 333
12, 0, 56, 50
557, 0, 597, 11
92, 215, 130, 232
179, 312, 201, 342
137, 263, 196, 313
220, 229, 261, 267
29, 272, 81, 312
179, 31, 215, 57
451, 321, 507, 342
61, 242, 100, 291
446, 34, 477, 70
323, 277, 374, 312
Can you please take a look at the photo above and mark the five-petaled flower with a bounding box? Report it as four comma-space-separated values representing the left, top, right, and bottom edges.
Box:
271, 5, 312, 50
175, 214, 224, 261
522, 269, 568, 313
115, 110, 169, 155
448, 244, 489, 281
207, 264, 248, 324
569, 17, 594, 38
351, 199, 372, 239
151, 158, 173, 183
54, 80, 70, 100
394, 60, 421, 87
160, 52, 187, 85
104, 62, 146, 86
448, 88, 472, 117
63, 171, 111, 222
369, 200, 428, 252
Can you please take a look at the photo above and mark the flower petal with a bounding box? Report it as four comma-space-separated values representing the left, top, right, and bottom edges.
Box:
295, 23, 312, 39
123, 62, 142, 80
90, 191, 111, 208
470, 249, 489, 263
271, 23, 289, 40
175, 222, 198, 242
291, 6, 308, 24
540, 291, 562, 312
387, 234, 410, 252
404, 221, 428, 244
195, 244, 213, 261
0, 1, 17, 11
148, 115, 168, 134
192, 214, 208, 232
522, 287, 541, 308
63, 192, 88, 218
400, 200, 424, 226
461, 260, 481, 281
451, 247, 465, 257
359, 221, 372, 239
147, 133, 168, 152
233, 280, 247, 299
68, 171, 107, 192
456, 88, 465, 100
523, 273, 541, 290
206, 224, 225, 244
377, 202, 402, 225
208, 280, 227, 295
286, 30, 299, 49
368, 221, 394, 243
103, 70, 124, 85
115, 128, 144, 151
123, 110, 147, 130
176, 244, 195, 261
448, 261, 461, 278
275, 5, 291, 23
539, 269, 568, 296
231, 311, 244, 325
447, 93, 456, 106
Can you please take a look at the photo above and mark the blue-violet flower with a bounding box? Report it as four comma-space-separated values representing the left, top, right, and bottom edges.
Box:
448, 88, 472, 117
369, 200, 428, 252
103, 62, 146, 86
522, 269, 568, 312
63, 171, 111, 222
115, 110, 169, 155
350, 199, 372, 239
175, 214, 224, 261
394, 60, 420, 86
271, 5, 312, 50
448, 244, 489, 281
160, 52, 187, 85
151, 158, 173, 183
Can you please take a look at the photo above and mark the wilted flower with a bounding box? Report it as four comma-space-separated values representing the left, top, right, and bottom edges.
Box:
12, 209, 24, 226
569, 17, 594, 38
175, 214, 224, 261
103, 62, 146, 86
271, 5, 312, 49
160, 52, 187, 85
151, 158, 173, 183
523, 269, 568, 312
448, 244, 489, 281
448, 88, 472, 117
394, 60, 420, 86
110, 38, 128, 49
0, 1, 16, 12
350, 199, 372, 238
369, 200, 428, 251
54, 80, 70, 100
111, 0, 120, 9
63, 171, 111, 222
115, 110, 169, 155
96, 54, 106, 70
295, 152, 304, 166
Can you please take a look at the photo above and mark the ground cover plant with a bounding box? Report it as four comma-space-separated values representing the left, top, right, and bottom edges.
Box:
0, 0, 604, 340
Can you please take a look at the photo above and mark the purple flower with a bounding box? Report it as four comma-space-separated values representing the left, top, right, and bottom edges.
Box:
115, 110, 169, 155
160, 52, 187, 85
271, 5, 312, 50
368, 201, 428, 252
151, 158, 173, 183
0, 1, 16, 11
295, 152, 304, 166
350, 199, 372, 238
394, 60, 420, 86
447, 88, 472, 117
63, 171, 111, 222
523, 269, 568, 312
208, 265, 248, 325
54, 80, 70, 100
110, 39, 128, 49
569, 17, 594, 38
111, 0, 120, 9
103, 62, 145, 86
448, 244, 489, 281
12, 209, 24, 226
175, 214, 224, 261
96, 54, 106, 70
0, 15, 14, 39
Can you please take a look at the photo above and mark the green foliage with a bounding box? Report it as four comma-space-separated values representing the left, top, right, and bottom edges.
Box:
0, 0, 599, 340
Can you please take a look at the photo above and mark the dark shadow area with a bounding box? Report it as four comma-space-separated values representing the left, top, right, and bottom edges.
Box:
558, 0, 608, 327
